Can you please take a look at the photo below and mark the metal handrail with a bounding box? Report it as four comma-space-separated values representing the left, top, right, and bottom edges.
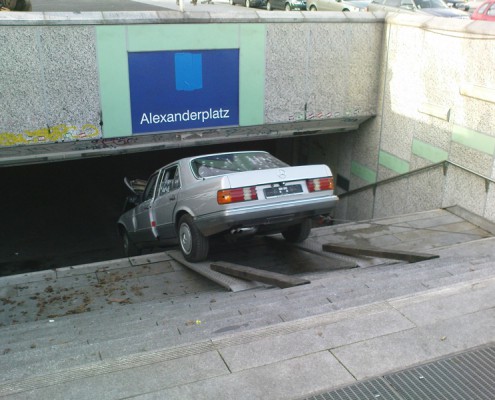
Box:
338, 160, 495, 199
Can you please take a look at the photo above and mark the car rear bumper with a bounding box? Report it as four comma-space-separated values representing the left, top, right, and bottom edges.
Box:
194, 194, 338, 236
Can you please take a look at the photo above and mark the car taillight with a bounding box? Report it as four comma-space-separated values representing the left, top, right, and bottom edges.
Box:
217, 187, 258, 204
306, 177, 334, 192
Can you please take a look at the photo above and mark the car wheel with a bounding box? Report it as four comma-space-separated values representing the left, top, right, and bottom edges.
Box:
178, 214, 209, 262
266, 0, 272, 9
282, 219, 312, 243
310, 4, 317, 10
285, 2, 291, 10
245, 0, 250, 7
122, 230, 141, 257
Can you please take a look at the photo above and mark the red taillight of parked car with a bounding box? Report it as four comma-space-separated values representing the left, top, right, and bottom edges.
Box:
306, 177, 334, 192
217, 187, 258, 204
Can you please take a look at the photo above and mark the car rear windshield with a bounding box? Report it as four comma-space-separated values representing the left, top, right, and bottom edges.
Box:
192, 152, 288, 178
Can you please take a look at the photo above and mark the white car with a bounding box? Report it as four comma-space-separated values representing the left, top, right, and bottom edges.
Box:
307, 0, 368, 11
118, 151, 338, 262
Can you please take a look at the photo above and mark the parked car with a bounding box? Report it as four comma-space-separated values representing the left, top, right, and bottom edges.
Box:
118, 151, 339, 262
464, 0, 484, 12
307, 0, 367, 11
367, 0, 470, 17
229, 0, 267, 8
266, 0, 306, 10
444, 0, 468, 9
0, 0, 31, 10
471, 0, 495, 19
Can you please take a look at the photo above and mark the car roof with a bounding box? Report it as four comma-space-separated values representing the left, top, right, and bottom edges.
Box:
152, 151, 271, 174
183, 150, 270, 164
472, 0, 495, 16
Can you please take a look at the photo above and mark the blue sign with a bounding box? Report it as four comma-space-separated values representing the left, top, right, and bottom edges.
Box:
128, 49, 240, 134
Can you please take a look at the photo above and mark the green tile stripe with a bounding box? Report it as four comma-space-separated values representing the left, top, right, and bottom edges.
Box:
379, 150, 409, 174
351, 161, 377, 184
126, 24, 239, 51
412, 139, 448, 163
239, 24, 265, 126
452, 125, 495, 155
96, 24, 265, 138
96, 26, 132, 138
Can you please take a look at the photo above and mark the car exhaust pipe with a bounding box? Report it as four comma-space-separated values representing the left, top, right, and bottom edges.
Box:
230, 227, 257, 235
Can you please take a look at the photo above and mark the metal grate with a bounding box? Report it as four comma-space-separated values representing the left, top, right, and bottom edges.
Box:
301, 343, 495, 400
386, 345, 495, 400
304, 378, 400, 400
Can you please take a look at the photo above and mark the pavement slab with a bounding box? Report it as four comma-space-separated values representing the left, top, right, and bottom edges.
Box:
218, 305, 414, 373
131, 351, 356, 400
2, 351, 229, 400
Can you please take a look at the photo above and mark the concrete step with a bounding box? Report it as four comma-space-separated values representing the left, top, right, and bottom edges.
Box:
1, 234, 493, 384
0, 310, 284, 384
3, 253, 491, 355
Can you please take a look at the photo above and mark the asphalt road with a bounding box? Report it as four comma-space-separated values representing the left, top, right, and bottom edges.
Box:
32, 0, 172, 11
32, 0, 243, 12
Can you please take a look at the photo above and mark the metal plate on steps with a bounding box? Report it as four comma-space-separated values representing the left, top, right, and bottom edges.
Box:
167, 250, 265, 292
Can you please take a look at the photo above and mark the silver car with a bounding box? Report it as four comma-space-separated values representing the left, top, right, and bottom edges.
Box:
118, 151, 338, 262
266, 0, 307, 10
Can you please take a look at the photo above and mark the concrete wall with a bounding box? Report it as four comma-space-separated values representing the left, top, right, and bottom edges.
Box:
2, 11, 495, 224
305, 15, 495, 225
0, 12, 381, 165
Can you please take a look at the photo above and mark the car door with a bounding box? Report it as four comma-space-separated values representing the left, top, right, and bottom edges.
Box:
368, 0, 389, 11
152, 165, 180, 240
133, 172, 160, 244
319, 0, 342, 10
383, 0, 415, 11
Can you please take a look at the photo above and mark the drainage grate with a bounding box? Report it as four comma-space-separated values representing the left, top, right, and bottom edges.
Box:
301, 343, 495, 400
386, 345, 495, 400
304, 378, 399, 400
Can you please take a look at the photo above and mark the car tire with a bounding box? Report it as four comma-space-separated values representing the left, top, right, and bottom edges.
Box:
178, 214, 209, 262
282, 219, 312, 243
285, 2, 291, 10
122, 230, 141, 257
266, 0, 272, 9
310, 4, 317, 10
